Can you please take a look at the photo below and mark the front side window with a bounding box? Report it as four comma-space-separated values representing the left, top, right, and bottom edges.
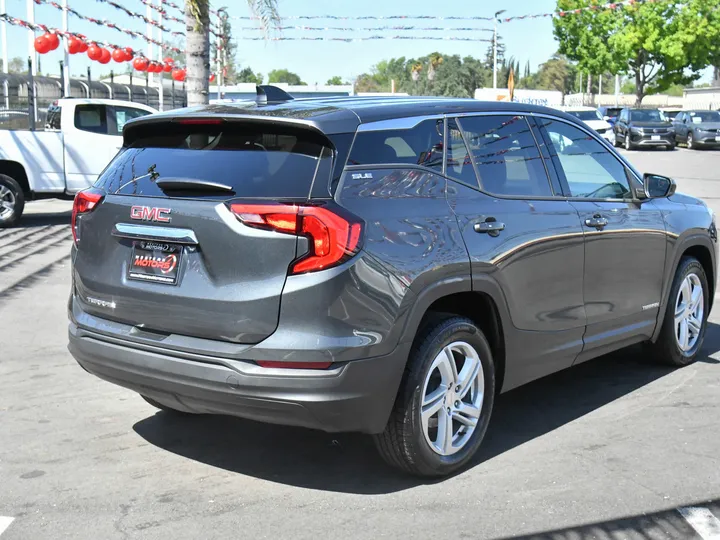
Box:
455, 115, 552, 197
539, 118, 632, 199
347, 119, 444, 174
74, 105, 107, 134
689, 111, 720, 123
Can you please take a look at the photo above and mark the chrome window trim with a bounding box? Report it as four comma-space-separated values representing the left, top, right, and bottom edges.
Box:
112, 223, 199, 245
356, 115, 444, 132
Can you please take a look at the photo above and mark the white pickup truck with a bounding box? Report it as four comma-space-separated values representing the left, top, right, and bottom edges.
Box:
0, 98, 157, 227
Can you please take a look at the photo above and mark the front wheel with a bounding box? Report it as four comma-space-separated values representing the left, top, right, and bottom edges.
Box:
687, 132, 695, 150
648, 257, 709, 366
625, 134, 634, 151
373, 316, 495, 477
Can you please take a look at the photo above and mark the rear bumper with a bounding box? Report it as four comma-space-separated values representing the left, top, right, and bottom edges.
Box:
68, 322, 409, 434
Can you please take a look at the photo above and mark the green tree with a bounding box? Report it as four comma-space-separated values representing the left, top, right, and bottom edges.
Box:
268, 69, 305, 85
326, 76, 345, 85
185, 0, 279, 106
237, 67, 263, 84
554, 0, 720, 105
212, 8, 238, 84
534, 53, 577, 94
1, 57, 25, 73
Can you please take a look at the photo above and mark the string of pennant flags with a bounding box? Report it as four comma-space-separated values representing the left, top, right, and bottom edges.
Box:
230, 0, 667, 23
239, 25, 496, 33
242, 35, 494, 42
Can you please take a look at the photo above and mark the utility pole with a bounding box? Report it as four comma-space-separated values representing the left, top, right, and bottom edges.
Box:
146, 1, 153, 86
492, 10, 506, 90
62, 0, 70, 97
1, 0, 8, 75
216, 8, 228, 101
615, 74, 620, 107
156, 0, 163, 111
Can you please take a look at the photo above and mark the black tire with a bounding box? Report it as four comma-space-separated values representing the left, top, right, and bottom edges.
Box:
687, 132, 694, 150
666, 142, 676, 151
613, 133, 622, 148
141, 395, 190, 414
373, 316, 495, 477
0, 173, 25, 228
648, 257, 709, 366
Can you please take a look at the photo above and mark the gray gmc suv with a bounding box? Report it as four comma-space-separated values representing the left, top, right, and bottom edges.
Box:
68, 93, 717, 477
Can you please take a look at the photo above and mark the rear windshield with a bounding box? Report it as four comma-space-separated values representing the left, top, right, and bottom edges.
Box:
629, 109, 667, 122
96, 124, 331, 199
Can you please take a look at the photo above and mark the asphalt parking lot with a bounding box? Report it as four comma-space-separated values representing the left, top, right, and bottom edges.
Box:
1, 147, 720, 540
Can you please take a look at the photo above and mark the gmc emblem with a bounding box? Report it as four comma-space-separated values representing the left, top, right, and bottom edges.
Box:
130, 206, 171, 222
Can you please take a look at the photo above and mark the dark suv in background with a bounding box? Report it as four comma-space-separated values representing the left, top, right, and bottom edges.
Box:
68, 93, 717, 477
614, 107, 676, 150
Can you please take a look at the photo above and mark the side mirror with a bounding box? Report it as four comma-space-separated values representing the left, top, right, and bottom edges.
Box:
643, 173, 677, 199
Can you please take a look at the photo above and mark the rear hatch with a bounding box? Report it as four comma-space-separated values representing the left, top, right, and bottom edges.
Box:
72, 119, 334, 344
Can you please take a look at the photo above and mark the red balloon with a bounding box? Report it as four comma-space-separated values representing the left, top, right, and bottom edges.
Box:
34, 35, 50, 54
171, 68, 182, 81
46, 33, 60, 51
163, 63, 173, 73
209, 73, 216, 83
132, 56, 149, 71
78, 40, 89, 53
163, 56, 174, 65
67, 36, 82, 54
87, 44, 102, 61
123, 47, 134, 61
111, 49, 126, 63
99, 48, 111, 64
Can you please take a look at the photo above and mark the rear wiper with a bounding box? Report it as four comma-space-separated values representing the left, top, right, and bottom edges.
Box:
155, 178, 235, 193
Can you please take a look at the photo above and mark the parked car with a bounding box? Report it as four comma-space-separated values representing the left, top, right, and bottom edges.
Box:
68, 94, 717, 477
660, 107, 683, 122
557, 106, 614, 144
613, 108, 676, 150
597, 105, 623, 126
0, 98, 156, 227
672, 110, 720, 149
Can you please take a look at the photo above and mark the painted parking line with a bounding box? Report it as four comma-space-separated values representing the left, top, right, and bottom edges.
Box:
678, 507, 720, 540
0, 517, 14, 537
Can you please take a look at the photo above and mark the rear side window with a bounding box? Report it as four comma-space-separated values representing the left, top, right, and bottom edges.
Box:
111, 106, 152, 135
75, 104, 108, 134
456, 115, 552, 197
347, 119, 444, 174
96, 123, 330, 199
46, 105, 62, 130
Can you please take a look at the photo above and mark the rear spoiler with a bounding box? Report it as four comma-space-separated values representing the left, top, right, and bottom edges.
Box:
256, 85, 294, 105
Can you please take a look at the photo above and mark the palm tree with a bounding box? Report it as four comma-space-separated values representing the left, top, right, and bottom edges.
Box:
185, 0, 279, 107
427, 53, 443, 81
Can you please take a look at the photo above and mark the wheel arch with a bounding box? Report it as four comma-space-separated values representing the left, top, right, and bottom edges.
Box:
0, 160, 31, 197
652, 234, 717, 342
398, 274, 510, 393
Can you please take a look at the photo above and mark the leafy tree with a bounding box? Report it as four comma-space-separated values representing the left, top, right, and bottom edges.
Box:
185, 0, 279, 106
237, 67, 263, 84
1, 57, 25, 73
534, 53, 577, 95
554, 0, 720, 105
326, 76, 345, 85
268, 69, 306, 85
212, 9, 238, 84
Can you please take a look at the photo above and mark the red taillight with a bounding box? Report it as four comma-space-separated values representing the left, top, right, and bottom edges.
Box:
71, 189, 104, 245
229, 202, 363, 274
257, 361, 332, 369
176, 118, 224, 125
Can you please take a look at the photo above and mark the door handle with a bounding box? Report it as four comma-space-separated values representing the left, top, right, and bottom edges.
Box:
584, 215, 609, 229
474, 218, 505, 236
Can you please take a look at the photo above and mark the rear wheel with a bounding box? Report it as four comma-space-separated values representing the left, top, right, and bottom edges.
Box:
687, 132, 695, 150
374, 316, 495, 477
0, 174, 25, 228
648, 257, 708, 366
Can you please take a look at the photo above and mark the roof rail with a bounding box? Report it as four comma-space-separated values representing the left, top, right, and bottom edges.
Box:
256, 85, 294, 105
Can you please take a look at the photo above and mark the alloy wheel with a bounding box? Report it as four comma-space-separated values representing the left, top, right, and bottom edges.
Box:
421, 341, 484, 456
625, 134, 631, 150
675, 273, 704, 352
687, 133, 693, 149
0, 184, 15, 220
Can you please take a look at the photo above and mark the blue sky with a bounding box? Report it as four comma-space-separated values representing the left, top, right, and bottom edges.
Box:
1, 0, 560, 82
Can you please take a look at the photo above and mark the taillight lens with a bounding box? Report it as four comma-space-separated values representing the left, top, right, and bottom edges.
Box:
71, 188, 104, 245
229, 202, 363, 274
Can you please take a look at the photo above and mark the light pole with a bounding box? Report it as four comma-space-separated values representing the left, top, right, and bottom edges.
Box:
493, 10, 506, 90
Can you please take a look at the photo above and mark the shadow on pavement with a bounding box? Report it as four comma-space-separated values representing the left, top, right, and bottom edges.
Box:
17, 209, 71, 228
133, 323, 720, 494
